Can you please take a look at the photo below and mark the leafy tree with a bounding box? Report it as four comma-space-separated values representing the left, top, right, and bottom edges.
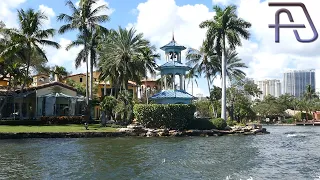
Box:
100, 96, 117, 126
115, 90, 134, 125
65, 79, 86, 95
210, 86, 222, 118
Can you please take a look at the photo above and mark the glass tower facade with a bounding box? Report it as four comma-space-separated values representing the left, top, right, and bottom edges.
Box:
283, 69, 315, 98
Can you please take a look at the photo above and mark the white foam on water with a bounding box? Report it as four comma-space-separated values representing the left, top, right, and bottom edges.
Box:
287, 134, 297, 137
225, 175, 253, 180
314, 176, 320, 180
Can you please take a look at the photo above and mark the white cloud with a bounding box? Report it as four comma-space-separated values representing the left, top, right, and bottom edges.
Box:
212, 0, 237, 6
38, 5, 55, 28
76, 0, 115, 16
45, 38, 86, 74
0, 0, 26, 28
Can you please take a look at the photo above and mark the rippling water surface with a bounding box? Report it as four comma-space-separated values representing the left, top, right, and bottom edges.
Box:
1, 126, 320, 180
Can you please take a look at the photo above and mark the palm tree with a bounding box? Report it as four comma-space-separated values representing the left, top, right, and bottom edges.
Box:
156, 74, 173, 90
139, 46, 160, 103
66, 28, 105, 99
186, 40, 218, 96
51, 65, 69, 82
99, 27, 157, 91
200, 5, 251, 120
185, 68, 199, 96
219, 49, 247, 83
1, 8, 60, 119
304, 84, 318, 101
57, 0, 109, 119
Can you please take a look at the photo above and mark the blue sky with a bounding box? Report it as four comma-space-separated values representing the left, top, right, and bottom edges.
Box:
2, 0, 320, 96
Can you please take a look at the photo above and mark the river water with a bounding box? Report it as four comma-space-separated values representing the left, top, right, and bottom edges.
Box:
0, 126, 320, 180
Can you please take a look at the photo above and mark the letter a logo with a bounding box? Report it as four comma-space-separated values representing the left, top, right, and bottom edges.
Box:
269, 2, 318, 43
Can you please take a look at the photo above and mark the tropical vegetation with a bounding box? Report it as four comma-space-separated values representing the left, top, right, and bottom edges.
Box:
0, 1, 320, 129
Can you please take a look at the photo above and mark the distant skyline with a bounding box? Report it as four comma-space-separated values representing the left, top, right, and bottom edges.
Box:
1, 0, 320, 96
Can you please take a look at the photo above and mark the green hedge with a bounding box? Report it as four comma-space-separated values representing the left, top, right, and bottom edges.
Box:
133, 104, 196, 130
211, 118, 227, 130
283, 118, 295, 124
188, 118, 215, 130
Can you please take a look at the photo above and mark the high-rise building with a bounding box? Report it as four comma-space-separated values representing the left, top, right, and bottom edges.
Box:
283, 69, 315, 98
255, 79, 281, 100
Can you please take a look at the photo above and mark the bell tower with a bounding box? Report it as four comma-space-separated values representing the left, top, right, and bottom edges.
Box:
149, 34, 194, 104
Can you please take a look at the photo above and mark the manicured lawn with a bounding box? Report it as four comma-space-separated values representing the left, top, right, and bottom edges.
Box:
0, 124, 118, 133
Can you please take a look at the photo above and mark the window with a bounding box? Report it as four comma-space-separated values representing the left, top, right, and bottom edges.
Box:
80, 77, 83, 82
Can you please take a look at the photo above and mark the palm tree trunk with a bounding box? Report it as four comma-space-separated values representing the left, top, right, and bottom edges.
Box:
90, 58, 94, 119
90, 59, 94, 100
192, 79, 194, 96
19, 45, 31, 120
221, 37, 227, 121
85, 51, 90, 122
104, 82, 106, 97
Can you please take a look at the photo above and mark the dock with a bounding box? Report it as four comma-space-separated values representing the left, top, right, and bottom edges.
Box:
295, 120, 320, 126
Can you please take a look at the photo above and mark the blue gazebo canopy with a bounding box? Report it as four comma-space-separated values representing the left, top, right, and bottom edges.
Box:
160, 36, 186, 51
150, 90, 193, 99
150, 90, 194, 104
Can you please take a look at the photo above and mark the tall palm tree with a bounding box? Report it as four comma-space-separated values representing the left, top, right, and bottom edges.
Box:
139, 46, 160, 103
99, 27, 157, 91
186, 40, 218, 96
1, 8, 60, 119
57, 0, 109, 118
185, 68, 199, 96
66, 28, 105, 99
200, 5, 251, 120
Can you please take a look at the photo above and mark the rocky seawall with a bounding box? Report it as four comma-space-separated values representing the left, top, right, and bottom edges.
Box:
0, 125, 269, 139
119, 124, 270, 137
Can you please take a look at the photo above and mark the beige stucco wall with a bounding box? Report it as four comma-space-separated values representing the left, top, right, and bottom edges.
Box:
64, 74, 86, 85
36, 85, 77, 97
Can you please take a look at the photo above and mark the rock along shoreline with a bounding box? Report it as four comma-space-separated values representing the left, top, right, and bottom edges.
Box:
0, 125, 270, 139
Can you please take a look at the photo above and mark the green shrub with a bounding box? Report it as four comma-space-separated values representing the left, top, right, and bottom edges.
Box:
283, 118, 295, 124
133, 104, 196, 130
40, 116, 84, 125
188, 118, 215, 130
193, 100, 213, 118
211, 118, 227, 130
293, 112, 313, 121
226, 118, 236, 126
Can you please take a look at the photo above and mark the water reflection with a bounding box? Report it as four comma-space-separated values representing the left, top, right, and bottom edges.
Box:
0, 126, 320, 179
